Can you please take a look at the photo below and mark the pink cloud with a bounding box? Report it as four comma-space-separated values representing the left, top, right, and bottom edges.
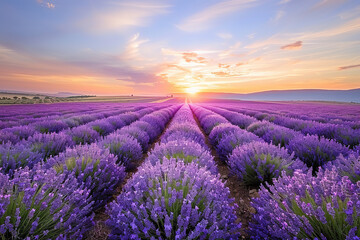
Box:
338, 64, 360, 70
182, 52, 207, 63
280, 41, 302, 50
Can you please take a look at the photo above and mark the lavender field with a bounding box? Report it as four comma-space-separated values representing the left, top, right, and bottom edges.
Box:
0, 100, 359, 239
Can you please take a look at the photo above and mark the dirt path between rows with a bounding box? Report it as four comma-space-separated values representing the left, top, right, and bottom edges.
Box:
86, 109, 179, 240
190, 106, 255, 239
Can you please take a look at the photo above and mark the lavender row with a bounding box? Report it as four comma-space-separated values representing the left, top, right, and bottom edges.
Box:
213, 104, 360, 148
106, 104, 240, 239
0, 102, 138, 129
0, 105, 168, 177
202, 104, 355, 171
190, 104, 308, 188
207, 101, 360, 125
0, 105, 152, 143
197, 103, 360, 239
0, 105, 181, 239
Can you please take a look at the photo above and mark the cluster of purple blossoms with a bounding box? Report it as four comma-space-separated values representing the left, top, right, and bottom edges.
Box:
1, 125, 36, 143
217, 129, 263, 161
0, 142, 42, 177
106, 159, 239, 239
247, 121, 302, 147
69, 125, 101, 145
147, 139, 218, 175
161, 123, 207, 148
131, 120, 158, 142
209, 123, 241, 146
28, 132, 74, 160
46, 144, 126, 209
33, 119, 69, 133
116, 126, 150, 151
287, 134, 351, 171
323, 154, 360, 183
200, 115, 228, 135
87, 119, 115, 136
250, 168, 360, 239
99, 133, 142, 171
228, 141, 307, 188
0, 165, 94, 239
202, 105, 257, 129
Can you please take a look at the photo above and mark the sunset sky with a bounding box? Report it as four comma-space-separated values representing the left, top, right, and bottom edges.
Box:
0, 0, 359, 95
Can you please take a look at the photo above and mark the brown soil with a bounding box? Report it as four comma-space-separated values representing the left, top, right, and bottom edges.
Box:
190, 105, 256, 239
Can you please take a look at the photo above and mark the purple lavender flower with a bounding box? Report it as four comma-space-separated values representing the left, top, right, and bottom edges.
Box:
161, 123, 207, 147
209, 123, 241, 146
28, 132, 74, 160
323, 154, 360, 183
116, 126, 150, 151
47, 144, 126, 209
33, 119, 68, 133
228, 141, 307, 188
287, 134, 351, 171
0, 131, 19, 144
146, 140, 217, 174
69, 125, 101, 145
130, 120, 158, 142
0, 165, 94, 239
99, 133, 142, 170
0, 142, 42, 177
217, 129, 263, 160
106, 158, 240, 239
201, 115, 228, 135
87, 119, 115, 136
106, 115, 127, 129
2, 125, 36, 141
250, 168, 360, 239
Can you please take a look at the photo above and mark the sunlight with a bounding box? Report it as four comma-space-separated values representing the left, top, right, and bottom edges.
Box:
185, 86, 199, 95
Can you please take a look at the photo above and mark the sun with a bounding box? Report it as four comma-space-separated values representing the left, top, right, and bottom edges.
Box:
185, 87, 199, 95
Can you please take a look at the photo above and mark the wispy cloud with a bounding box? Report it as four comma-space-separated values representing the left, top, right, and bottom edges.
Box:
182, 52, 207, 64
272, 10, 285, 22
278, 0, 291, 4
313, 0, 348, 9
122, 33, 148, 61
338, 64, 360, 70
218, 33, 233, 39
177, 0, 258, 31
37, 0, 55, 9
79, 1, 170, 33
281, 41, 302, 50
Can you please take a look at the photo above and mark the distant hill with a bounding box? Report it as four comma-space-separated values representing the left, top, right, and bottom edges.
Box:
186, 88, 360, 103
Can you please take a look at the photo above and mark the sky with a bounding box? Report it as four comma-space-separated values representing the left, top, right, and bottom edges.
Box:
0, 0, 359, 95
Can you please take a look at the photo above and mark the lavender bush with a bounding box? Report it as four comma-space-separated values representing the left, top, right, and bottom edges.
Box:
323, 154, 360, 183
217, 130, 263, 160
201, 115, 228, 135
250, 169, 360, 239
87, 119, 115, 136
116, 126, 150, 151
0, 166, 94, 239
161, 123, 207, 147
69, 125, 101, 145
0, 142, 41, 177
287, 134, 351, 171
33, 119, 68, 133
29, 132, 74, 160
47, 144, 126, 209
209, 123, 241, 146
99, 133, 142, 170
131, 120, 158, 142
106, 159, 239, 239
147, 140, 217, 174
228, 141, 307, 188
